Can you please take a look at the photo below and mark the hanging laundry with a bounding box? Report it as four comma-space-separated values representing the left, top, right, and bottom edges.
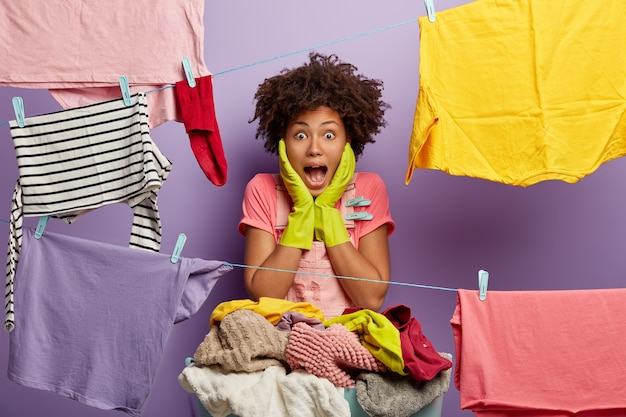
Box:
0, 0, 210, 128
175, 75, 228, 186
5, 93, 171, 331
406, 0, 626, 187
8, 227, 232, 416
451, 288, 626, 416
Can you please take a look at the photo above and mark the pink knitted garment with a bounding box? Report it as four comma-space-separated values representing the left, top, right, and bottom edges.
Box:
286, 323, 386, 387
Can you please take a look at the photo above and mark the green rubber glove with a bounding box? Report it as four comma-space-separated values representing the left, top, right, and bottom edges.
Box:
278, 139, 314, 250
314, 143, 356, 247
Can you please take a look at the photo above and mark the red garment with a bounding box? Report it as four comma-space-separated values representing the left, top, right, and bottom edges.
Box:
382, 304, 452, 381
174, 76, 227, 186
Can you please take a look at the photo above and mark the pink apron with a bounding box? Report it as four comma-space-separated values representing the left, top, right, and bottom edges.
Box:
274, 174, 358, 319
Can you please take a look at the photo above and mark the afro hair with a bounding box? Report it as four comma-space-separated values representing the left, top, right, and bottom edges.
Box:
250, 52, 389, 159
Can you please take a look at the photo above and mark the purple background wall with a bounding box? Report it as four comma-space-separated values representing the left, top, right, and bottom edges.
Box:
1, 1, 624, 416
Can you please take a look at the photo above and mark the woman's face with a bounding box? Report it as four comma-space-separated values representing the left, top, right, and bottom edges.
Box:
283, 106, 348, 197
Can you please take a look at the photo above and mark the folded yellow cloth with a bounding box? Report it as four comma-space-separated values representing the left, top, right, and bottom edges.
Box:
210, 297, 324, 327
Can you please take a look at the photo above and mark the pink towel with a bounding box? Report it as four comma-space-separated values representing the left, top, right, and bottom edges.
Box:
286, 323, 386, 387
451, 288, 626, 417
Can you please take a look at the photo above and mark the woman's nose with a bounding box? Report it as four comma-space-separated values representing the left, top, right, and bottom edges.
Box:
307, 137, 322, 156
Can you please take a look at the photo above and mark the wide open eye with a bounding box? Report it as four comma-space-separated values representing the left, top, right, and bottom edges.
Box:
295, 132, 307, 140
324, 132, 335, 140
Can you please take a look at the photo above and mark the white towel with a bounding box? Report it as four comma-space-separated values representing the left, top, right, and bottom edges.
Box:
178, 364, 349, 417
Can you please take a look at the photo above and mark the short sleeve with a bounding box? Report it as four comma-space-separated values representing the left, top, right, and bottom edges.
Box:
237, 174, 278, 237
353, 172, 396, 238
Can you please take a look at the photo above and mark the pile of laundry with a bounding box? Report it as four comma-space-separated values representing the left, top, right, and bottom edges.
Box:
178, 297, 452, 417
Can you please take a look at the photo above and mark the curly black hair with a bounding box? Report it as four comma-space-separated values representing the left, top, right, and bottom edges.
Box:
250, 52, 389, 159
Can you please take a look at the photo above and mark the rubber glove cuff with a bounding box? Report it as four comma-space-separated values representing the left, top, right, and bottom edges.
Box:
280, 210, 314, 250
314, 205, 350, 247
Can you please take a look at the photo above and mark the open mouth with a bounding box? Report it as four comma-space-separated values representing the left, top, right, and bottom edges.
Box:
304, 166, 328, 186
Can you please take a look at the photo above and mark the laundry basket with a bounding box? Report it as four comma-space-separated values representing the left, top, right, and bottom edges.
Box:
184, 358, 444, 417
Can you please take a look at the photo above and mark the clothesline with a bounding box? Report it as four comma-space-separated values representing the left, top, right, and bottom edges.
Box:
0, 17, 451, 294
0, 18, 417, 128
224, 262, 459, 293
0, 217, 458, 292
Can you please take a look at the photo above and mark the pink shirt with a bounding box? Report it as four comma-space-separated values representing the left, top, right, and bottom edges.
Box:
452, 288, 626, 416
239, 172, 395, 318
239, 172, 395, 243
0, 0, 209, 128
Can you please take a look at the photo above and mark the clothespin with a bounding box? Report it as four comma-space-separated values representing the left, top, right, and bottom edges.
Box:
478, 269, 489, 301
118, 75, 132, 106
181, 57, 196, 88
424, 0, 436, 22
12, 97, 25, 127
170, 233, 187, 263
345, 196, 371, 207
345, 212, 373, 221
34, 216, 50, 239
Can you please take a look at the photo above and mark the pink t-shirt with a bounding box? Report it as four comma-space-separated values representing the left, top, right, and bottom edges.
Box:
0, 0, 209, 128
238, 172, 395, 318
239, 172, 395, 243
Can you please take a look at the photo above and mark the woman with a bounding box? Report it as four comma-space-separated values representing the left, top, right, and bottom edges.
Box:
238, 52, 395, 319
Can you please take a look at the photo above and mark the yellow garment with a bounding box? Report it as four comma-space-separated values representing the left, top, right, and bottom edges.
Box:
407, 0, 626, 187
324, 309, 405, 375
209, 297, 324, 327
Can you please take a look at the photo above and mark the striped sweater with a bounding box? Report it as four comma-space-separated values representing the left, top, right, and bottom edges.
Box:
5, 93, 171, 331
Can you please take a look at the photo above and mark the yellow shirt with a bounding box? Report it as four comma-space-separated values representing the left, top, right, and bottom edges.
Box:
407, 0, 626, 187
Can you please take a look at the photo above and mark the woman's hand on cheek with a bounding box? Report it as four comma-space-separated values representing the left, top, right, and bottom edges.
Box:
314, 143, 356, 247
278, 139, 314, 250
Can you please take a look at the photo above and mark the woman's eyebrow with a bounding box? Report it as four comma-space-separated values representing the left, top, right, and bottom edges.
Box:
291, 120, 339, 127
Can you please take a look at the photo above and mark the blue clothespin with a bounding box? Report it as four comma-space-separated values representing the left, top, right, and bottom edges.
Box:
181, 57, 196, 88
34, 216, 50, 239
345, 196, 371, 207
12, 97, 25, 127
170, 233, 187, 263
118, 75, 132, 106
424, 0, 436, 22
345, 212, 373, 221
478, 269, 489, 301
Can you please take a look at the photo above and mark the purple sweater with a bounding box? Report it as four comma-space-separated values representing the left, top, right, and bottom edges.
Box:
8, 227, 232, 415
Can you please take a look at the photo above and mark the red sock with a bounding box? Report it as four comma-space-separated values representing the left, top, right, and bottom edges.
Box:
175, 75, 228, 186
